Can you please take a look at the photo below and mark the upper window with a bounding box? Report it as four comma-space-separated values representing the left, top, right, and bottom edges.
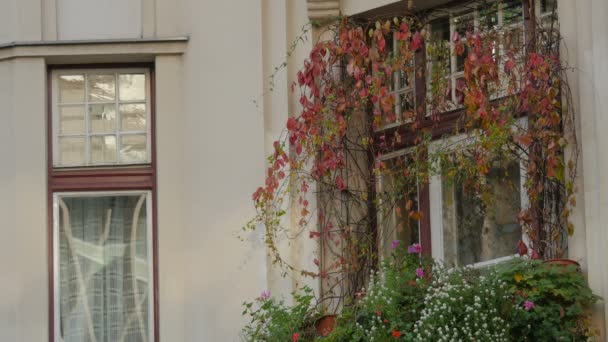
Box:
52, 69, 151, 167
427, 0, 524, 108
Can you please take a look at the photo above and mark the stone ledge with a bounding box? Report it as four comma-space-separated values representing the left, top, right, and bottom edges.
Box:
307, 0, 340, 20
0, 37, 189, 62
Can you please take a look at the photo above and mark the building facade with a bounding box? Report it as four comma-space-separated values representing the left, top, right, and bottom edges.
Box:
0, 0, 606, 341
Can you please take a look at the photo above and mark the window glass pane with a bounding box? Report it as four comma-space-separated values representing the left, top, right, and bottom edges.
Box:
455, 77, 466, 105
91, 135, 117, 164
56, 194, 150, 342
119, 74, 146, 101
54, 70, 151, 167
431, 17, 450, 42
504, 27, 524, 52
89, 104, 117, 134
541, 0, 557, 14
88, 74, 116, 102
453, 12, 475, 37
442, 161, 521, 266
397, 91, 415, 122
120, 104, 147, 132
59, 106, 85, 134
479, 7, 499, 31
120, 135, 147, 163
378, 155, 420, 257
396, 67, 414, 90
59, 75, 85, 103
59, 137, 86, 166
456, 45, 469, 72
503, 0, 523, 26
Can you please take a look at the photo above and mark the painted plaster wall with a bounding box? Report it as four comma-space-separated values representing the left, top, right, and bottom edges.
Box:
341, 0, 400, 15
0, 0, 280, 340
0, 57, 48, 341
0, 0, 16, 44
56, 0, 142, 40
559, 0, 608, 337
0, 59, 17, 342
168, 0, 268, 340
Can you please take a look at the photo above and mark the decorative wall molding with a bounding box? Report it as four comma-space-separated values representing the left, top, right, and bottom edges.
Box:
0, 37, 188, 62
307, 0, 340, 20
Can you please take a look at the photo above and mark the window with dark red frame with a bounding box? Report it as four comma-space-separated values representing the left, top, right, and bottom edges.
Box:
47, 64, 158, 342
372, 0, 544, 263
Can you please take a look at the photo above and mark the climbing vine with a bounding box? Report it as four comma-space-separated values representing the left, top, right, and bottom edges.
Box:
245, 0, 575, 307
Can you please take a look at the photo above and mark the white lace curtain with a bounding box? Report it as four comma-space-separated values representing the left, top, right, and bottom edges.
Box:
57, 194, 150, 342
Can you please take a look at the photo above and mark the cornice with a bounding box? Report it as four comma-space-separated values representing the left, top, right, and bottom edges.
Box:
307, 0, 340, 20
0, 37, 189, 62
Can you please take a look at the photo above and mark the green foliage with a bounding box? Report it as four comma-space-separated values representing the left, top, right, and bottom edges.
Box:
242, 254, 600, 341
241, 287, 318, 342
326, 245, 431, 341
495, 259, 600, 341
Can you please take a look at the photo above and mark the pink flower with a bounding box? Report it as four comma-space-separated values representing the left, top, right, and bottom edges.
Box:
335, 176, 347, 191
391, 240, 400, 250
530, 249, 540, 259
407, 243, 422, 254
292, 332, 300, 342
517, 240, 528, 256
259, 290, 271, 301
524, 300, 535, 311
415, 268, 424, 278
411, 32, 423, 51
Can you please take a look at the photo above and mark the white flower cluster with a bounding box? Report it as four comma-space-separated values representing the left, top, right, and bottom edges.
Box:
413, 267, 510, 341
353, 270, 399, 340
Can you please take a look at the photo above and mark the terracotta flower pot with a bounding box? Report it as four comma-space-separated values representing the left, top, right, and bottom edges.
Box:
543, 259, 581, 271
315, 314, 336, 337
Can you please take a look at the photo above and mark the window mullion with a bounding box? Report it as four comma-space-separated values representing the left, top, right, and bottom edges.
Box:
393, 34, 402, 125
449, 16, 457, 104
115, 72, 121, 165
84, 73, 91, 166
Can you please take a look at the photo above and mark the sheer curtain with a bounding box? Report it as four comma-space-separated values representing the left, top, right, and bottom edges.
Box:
441, 162, 522, 266
57, 194, 150, 342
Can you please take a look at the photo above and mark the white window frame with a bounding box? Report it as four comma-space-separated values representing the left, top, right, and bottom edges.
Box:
51, 68, 152, 167
376, 148, 421, 258
428, 117, 530, 268
427, 0, 529, 106
376, 33, 416, 131
52, 190, 154, 342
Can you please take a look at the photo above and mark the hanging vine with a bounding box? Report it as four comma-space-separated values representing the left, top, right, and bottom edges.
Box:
245, 0, 575, 307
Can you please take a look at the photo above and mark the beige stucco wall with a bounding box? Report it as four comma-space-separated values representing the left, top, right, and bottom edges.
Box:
559, 0, 608, 337
0, 0, 288, 340
174, 0, 269, 340
56, 0, 142, 40
341, 0, 400, 15
0, 58, 17, 341
155, 54, 186, 341
0, 57, 47, 341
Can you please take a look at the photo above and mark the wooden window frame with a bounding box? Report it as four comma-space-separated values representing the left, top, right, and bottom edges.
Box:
51, 68, 152, 167
47, 63, 159, 342
427, 117, 530, 267
376, 148, 423, 258
372, 0, 540, 258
